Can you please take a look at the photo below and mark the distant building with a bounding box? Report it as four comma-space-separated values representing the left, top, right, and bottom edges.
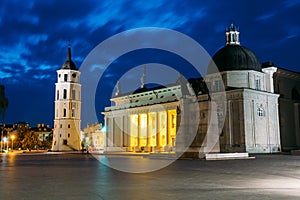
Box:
81, 122, 105, 151
30, 124, 52, 142
52, 45, 82, 151
102, 24, 300, 156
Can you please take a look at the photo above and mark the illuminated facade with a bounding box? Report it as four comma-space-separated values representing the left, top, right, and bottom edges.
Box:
103, 85, 181, 152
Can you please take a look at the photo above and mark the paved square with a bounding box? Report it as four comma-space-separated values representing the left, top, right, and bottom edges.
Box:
1, 153, 300, 199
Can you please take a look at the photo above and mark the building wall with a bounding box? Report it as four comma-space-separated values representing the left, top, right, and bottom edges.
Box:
274, 68, 300, 151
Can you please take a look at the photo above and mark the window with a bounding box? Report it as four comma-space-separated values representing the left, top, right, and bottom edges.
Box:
64, 74, 68, 82
60, 124, 62, 128
72, 109, 75, 117
214, 80, 222, 91
72, 89, 76, 100
255, 79, 261, 90
68, 124, 70, 128
68, 133, 70, 138
63, 139, 67, 145
292, 88, 300, 100
63, 109, 66, 117
63, 89, 67, 99
57, 90, 59, 100
257, 106, 265, 117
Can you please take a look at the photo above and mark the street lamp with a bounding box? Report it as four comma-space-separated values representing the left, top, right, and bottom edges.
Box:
3, 137, 7, 152
11, 135, 15, 151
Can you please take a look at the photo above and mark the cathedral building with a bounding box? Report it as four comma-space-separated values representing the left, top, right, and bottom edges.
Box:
102, 24, 300, 156
52, 46, 82, 151
206, 24, 281, 153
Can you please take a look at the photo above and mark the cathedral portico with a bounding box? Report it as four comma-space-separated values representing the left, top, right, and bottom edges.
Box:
103, 85, 180, 153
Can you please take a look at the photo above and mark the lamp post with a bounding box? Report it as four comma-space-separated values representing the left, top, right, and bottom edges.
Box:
0, 124, 3, 152
11, 135, 15, 151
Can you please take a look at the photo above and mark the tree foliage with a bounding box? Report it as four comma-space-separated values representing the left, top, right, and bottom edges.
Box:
21, 131, 42, 150
0, 85, 8, 122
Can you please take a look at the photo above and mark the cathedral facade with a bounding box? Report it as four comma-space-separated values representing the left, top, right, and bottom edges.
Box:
101, 24, 300, 156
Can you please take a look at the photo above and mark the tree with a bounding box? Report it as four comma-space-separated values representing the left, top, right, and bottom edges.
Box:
21, 131, 42, 151
0, 85, 8, 123
13, 124, 29, 149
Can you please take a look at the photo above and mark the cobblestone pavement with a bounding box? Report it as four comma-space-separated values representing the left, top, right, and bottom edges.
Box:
0, 152, 300, 200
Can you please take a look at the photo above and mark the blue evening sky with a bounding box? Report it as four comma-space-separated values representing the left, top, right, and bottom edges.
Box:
0, 0, 299, 127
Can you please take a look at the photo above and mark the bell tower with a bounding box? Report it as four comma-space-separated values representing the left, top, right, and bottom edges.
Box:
52, 45, 81, 151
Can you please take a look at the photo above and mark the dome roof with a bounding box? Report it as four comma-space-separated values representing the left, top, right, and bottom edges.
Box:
62, 59, 77, 70
208, 45, 261, 74
61, 46, 77, 70
207, 24, 261, 74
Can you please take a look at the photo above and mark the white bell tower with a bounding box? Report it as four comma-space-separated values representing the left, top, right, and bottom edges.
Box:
52, 45, 81, 151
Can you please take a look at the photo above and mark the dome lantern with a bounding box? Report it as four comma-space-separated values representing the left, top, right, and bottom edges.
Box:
226, 23, 240, 45
207, 24, 261, 74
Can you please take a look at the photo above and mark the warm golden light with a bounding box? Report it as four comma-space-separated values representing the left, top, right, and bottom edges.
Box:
168, 110, 177, 148
139, 113, 147, 147
148, 112, 157, 146
130, 115, 138, 148
11, 135, 15, 150
158, 111, 167, 147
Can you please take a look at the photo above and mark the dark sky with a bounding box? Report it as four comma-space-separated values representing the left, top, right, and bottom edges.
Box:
0, 0, 299, 128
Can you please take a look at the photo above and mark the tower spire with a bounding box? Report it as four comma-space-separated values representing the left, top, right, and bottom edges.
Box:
225, 23, 240, 45
61, 40, 77, 70
68, 40, 72, 61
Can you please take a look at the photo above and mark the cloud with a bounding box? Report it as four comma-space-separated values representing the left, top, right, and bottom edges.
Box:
33, 74, 51, 80
256, 13, 275, 21
284, 0, 300, 8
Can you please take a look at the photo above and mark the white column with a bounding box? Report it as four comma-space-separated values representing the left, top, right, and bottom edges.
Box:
262, 67, 277, 93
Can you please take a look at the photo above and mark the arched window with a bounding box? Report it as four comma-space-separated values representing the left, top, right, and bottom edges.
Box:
63, 108, 66, 117
64, 74, 68, 82
257, 106, 265, 117
57, 90, 59, 100
63, 89, 67, 99
72, 89, 76, 100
